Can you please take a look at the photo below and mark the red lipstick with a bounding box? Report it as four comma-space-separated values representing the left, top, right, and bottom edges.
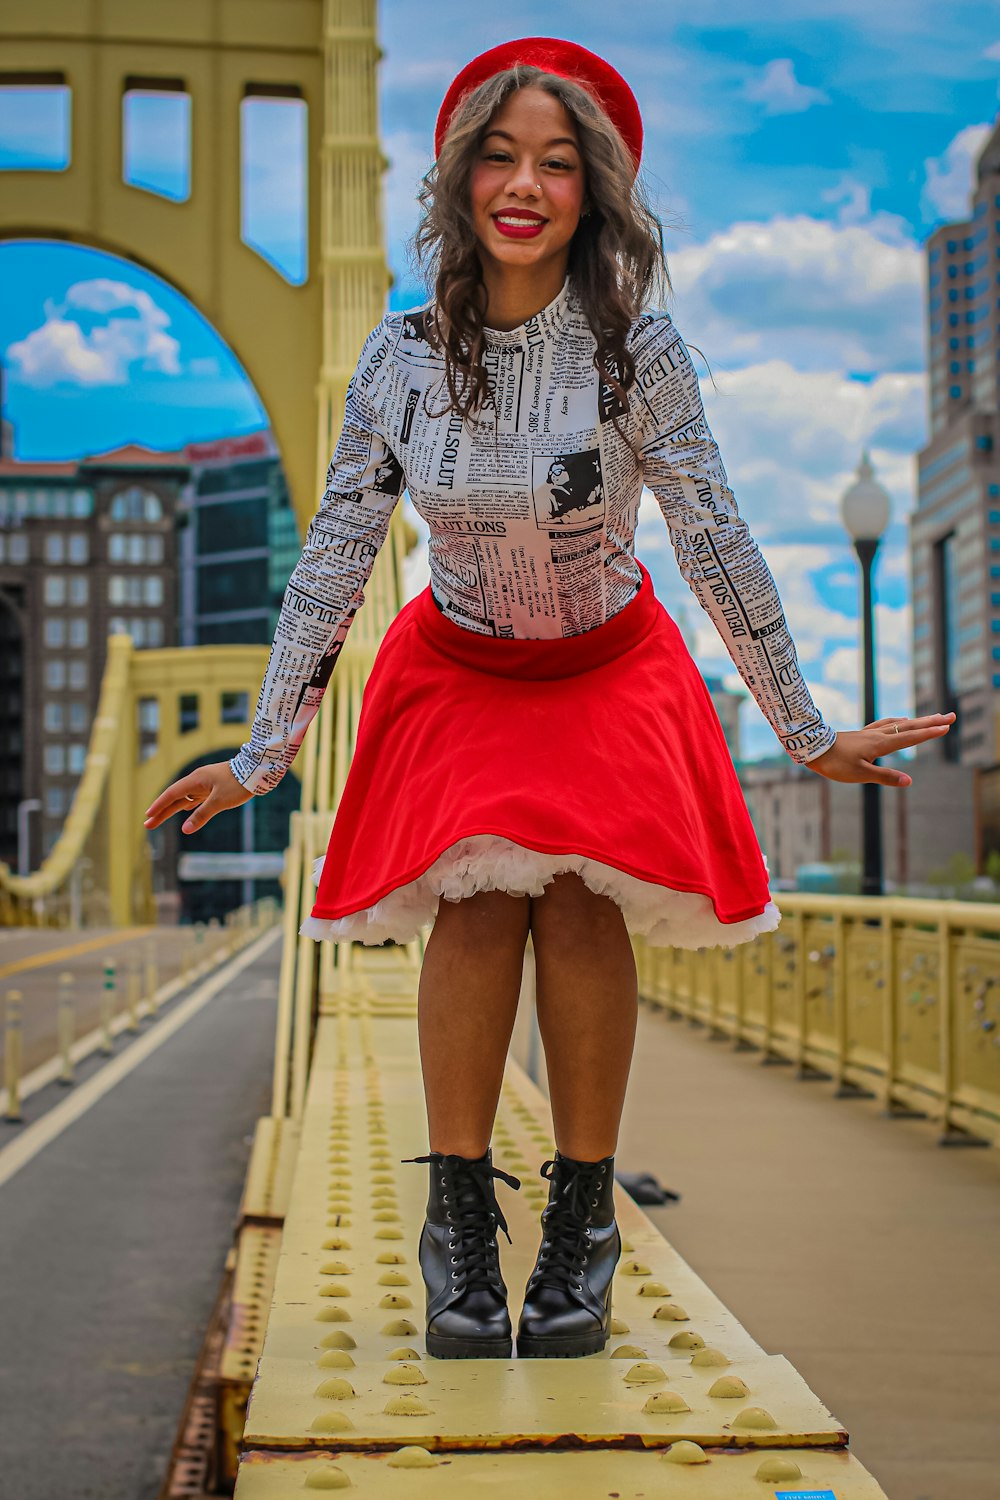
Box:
491, 210, 548, 238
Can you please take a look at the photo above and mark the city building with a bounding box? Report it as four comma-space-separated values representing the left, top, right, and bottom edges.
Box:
913, 113, 1000, 862
0, 445, 188, 871
739, 749, 975, 891
178, 430, 301, 647
916, 118, 1000, 761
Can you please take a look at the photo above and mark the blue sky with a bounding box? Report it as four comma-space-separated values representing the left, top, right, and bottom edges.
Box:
1, 3, 998, 760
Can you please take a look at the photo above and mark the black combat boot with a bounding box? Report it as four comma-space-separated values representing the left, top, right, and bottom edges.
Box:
401, 1148, 522, 1359
515, 1150, 621, 1358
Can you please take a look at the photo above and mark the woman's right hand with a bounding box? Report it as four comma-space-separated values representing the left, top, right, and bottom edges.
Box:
143, 761, 254, 835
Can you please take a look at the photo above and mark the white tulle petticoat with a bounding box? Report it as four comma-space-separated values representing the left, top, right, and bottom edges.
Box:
297, 833, 781, 952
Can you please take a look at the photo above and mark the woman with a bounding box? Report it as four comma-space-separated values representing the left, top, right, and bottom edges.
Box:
143, 37, 954, 1361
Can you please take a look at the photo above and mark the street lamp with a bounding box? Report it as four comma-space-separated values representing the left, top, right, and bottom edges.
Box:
840, 450, 893, 898
16, 797, 40, 876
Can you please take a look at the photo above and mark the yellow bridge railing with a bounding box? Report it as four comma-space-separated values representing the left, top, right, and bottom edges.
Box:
634, 892, 1000, 1148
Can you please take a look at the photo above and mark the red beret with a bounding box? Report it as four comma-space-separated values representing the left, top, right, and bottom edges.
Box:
435, 36, 643, 172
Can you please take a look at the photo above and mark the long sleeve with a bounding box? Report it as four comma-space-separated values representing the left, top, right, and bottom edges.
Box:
229, 319, 406, 795
628, 310, 837, 767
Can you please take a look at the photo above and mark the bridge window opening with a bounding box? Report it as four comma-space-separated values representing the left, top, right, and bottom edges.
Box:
179, 694, 200, 733
68, 616, 88, 648
220, 690, 249, 724
43, 701, 64, 732
44, 659, 66, 689
240, 84, 307, 285
67, 742, 86, 774
68, 701, 87, 733
44, 743, 65, 775
44, 618, 66, 648
44, 575, 66, 606
0, 72, 70, 172
122, 76, 191, 202
68, 660, 86, 690
138, 696, 160, 761
67, 532, 88, 563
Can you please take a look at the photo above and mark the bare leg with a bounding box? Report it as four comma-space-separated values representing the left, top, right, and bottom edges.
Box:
417, 888, 531, 1156
529, 873, 638, 1160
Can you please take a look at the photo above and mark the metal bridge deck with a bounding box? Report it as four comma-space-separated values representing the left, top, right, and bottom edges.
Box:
234, 947, 887, 1496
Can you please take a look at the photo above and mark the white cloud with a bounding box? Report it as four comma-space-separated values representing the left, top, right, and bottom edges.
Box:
665, 213, 923, 374
7, 277, 180, 387
921, 122, 993, 220
671, 358, 924, 538
743, 58, 831, 116
387, 56, 463, 89
819, 176, 874, 227
825, 644, 862, 687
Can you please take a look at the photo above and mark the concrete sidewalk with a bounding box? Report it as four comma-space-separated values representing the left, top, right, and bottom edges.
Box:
513, 997, 1000, 1500
0, 937, 282, 1500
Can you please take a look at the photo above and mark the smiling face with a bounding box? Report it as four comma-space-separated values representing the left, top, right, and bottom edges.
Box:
468, 85, 587, 278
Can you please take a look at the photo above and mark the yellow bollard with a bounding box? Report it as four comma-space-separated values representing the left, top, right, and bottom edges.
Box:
101, 958, 116, 1053
57, 971, 76, 1085
198, 920, 210, 969
126, 955, 141, 1033
144, 938, 159, 1019
4, 989, 23, 1121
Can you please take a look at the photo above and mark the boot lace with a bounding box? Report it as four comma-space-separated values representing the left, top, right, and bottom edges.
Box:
527, 1157, 609, 1295
402, 1153, 521, 1295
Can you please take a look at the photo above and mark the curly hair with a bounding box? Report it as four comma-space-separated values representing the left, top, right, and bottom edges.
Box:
406, 64, 697, 458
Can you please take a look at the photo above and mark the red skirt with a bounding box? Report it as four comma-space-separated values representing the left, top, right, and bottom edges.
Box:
300, 561, 780, 951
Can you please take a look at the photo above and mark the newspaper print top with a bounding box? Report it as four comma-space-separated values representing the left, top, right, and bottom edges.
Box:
229, 274, 837, 794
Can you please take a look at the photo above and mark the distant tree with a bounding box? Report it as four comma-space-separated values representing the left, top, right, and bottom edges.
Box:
924, 850, 976, 898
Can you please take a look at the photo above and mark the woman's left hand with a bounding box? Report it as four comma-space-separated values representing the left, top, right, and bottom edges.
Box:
805, 712, 956, 788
